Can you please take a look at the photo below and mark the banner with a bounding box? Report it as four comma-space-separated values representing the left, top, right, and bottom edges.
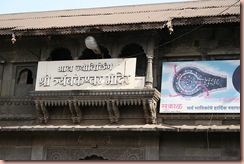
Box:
35, 58, 144, 91
160, 60, 240, 113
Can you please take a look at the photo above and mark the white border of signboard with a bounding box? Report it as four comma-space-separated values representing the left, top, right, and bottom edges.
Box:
35, 58, 144, 91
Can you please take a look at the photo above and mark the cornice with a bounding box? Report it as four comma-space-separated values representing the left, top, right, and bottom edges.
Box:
0, 97, 34, 105
30, 88, 161, 124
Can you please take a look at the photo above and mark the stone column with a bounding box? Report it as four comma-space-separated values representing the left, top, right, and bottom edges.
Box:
145, 56, 153, 88
31, 136, 45, 160
145, 34, 155, 88
144, 133, 159, 160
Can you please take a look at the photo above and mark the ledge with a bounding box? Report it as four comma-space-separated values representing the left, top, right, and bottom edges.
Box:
30, 88, 160, 105
0, 97, 34, 105
30, 88, 161, 124
0, 124, 240, 132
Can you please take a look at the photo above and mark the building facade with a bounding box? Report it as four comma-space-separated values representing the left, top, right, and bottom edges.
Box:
0, 0, 240, 160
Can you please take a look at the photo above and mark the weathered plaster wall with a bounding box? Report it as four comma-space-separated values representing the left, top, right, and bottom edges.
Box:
0, 132, 159, 160
0, 131, 240, 160
159, 132, 240, 160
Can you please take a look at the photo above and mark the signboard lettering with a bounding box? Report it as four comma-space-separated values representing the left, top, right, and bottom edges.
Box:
35, 58, 143, 91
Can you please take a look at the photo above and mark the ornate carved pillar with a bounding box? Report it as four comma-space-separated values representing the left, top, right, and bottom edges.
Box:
145, 56, 153, 88
145, 33, 155, 88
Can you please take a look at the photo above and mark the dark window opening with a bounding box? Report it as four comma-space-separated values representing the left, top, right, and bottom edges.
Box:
17, 69, 33, 84
193, 40, 200, 47
120, 43, 147, 76
80, 155, 108, 160
79, 45, 111, 60
49, 48, 72, 61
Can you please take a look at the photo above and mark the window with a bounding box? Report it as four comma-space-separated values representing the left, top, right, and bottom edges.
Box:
17, 69, 33, 84
119, 43, 147, 76
79, 45, 111, 60
14, 65, 36, 96
48, 47, 72, 61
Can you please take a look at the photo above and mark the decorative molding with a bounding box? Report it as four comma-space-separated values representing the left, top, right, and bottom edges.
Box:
0, 116, 35, 121
0, 97, 34, 105
0, 97, 35, 121
30, 89, 160, 97
77, 135, 111, 145
30, 89, 161, 124
46, 147, 144, 160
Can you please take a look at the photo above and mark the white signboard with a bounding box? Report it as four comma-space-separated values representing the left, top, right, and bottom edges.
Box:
35, 58, 143, 91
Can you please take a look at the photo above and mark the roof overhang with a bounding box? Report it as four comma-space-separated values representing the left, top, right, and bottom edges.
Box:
0, 15, 240, 36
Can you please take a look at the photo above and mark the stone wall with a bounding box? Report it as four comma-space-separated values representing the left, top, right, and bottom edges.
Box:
159, 132, 240, 160
0, 131, 159, 160
0, 131, 240, 160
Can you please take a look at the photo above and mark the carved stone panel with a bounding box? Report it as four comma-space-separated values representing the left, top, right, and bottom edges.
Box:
46, 146, 145, 160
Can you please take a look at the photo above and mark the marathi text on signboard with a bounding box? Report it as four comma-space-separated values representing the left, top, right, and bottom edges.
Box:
159, 60, 240, 113
35, 58, 144, 91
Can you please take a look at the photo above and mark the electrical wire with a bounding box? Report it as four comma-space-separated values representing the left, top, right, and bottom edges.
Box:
125, 0, 240, 58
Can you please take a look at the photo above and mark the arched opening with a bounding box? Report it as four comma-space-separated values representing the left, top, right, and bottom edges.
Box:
49, 47, 72, 61
79, 45, 111, 60
80, 155, 108, 160
119, 43, 147, 76
17, 69, 33, 84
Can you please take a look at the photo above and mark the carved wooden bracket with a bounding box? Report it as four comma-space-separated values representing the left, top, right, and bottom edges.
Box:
107, 100, 120, 124
68, 101, 82, 124
35, 101, 49, 124
30, 88, 160, 124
